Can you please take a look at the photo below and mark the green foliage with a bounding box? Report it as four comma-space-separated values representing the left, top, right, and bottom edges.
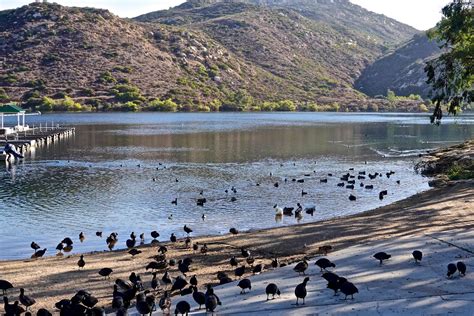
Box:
98, 71, 117, 84
147, 98, 178, 112
32, 96, 85, 112
38, 96, 55, 112
273, 100, 296, 111
425, 0, 474, 124
0, 74, 18, 85
419, 103, 429, 112
0, 88, 9, 102
113, 66, 133, 73
110, 84, 145, 103
387, 89, 423, 102
25, 79, 47, 90
447, 164, 474, 180
120, 101, 140, 112
220, 90, 254, 111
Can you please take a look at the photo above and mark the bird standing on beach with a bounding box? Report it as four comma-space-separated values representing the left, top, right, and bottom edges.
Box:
30, 242, 40, 253
19, 288, 36, 311
294, 259, 309, 275
412, 250, 423, 264
32, 248, 47, 259
447, 263, 457, 278
373, 252, 391, 265
315, 258, 336, 272
340, 281, 359, 300
295, 277, 309, 305
77, 255, 86, 269
265, 283, 281, 300
237, 279, 252, 294
457, 262, 467, 276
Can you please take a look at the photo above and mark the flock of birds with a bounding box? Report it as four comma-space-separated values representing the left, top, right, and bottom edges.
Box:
1, 165, 465, 315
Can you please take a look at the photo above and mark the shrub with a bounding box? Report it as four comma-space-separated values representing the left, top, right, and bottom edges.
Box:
98, 71, 117, 84
121, 101, 140, 112
0, 88, 9, 102
25, 79, 47, 90
274, 100, 296, 112
55, 96, 83, 111
0, 74, 18, 85
113, 66, 133, 73
208, 99, 222, 112
261, 101, 277, 112
38, 96, 55, 112
418, 103, 429, 112
51, 91, 68, 99
148, 98, 178, 112
110, 84, 145, 103
367, 103, 379, 112
447, 165, 474, 180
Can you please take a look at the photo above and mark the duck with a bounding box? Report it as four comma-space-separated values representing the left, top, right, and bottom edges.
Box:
98, 268, 113, 279
171, 198, 177, 205
241, 247, 251, 258
171, 276, 188, 294
457, 261, 467, 276
295, 277, 309, 305
4, 297, 25, 316
158, 291, 171, 314
19, 288, 36, 311
126, 237, 136, 249
293, 259, 309, 275
190, 275, 198, 287
77, 255, 85, 269
0, 279, 13, 295
315, 258, 336, 271
79, 232, 85, 242
32, 248, 47, 259
305, 205, 316, 216
273, 204, 284, 216
170, 233, 177, 243
192, 286, 206, 310
128, 248, 142, 257
340, 281, 358, 300
229, 228, 239, 235
175, 300, 191, 315
373, 252, 391, 265
301, 189, 308, 196
266, 283, 281, 300
30, 242, 40, 253
283, 207, 294, 216
230, 256, 238, 267
151, 272, 159, 292
200, 244, 208, 255
205, 286, 220, 312
235, 265, 245, 278
135, 292, 153, 316
151, 231, 160, 239
183, 225, 193, 235
318, 245, 333, 255
412, 250, 422, 264
349, 194, 357, 201
237, 278, 252, 294
162, 271, 172, 288
95, 231, 103, 238
252, 264, 263, 274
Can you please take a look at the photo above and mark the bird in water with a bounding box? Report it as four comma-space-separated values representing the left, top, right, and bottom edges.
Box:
77, 255, 86, 269
273, 204, 284, 216
30, 242, 40, 253
184, 225, 193, 236
237, 278, 252, 294
265, 283, 281, 300
79, 232, 85, 242
95, 231, 102, 238
295, 277, 309, 305
19, 288, 36, 311
151, 231, 160, 239
229, 228, 239, 235
349, 194, 357, 201
412, 250, 423, 264
373, 252, 391, 265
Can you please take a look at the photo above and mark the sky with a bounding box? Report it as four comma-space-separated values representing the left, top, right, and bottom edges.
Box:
0, 0, 450, 30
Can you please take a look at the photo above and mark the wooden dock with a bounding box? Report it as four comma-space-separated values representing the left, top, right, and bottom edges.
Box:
1, 126, 75, 159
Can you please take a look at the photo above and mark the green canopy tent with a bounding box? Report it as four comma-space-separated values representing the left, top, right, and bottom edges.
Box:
0, 103, 26, 129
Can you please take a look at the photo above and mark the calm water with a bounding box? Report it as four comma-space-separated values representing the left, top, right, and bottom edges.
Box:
1, 112, 473, 260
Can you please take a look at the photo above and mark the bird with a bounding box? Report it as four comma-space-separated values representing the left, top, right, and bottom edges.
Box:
318, 245, 333, 255
30, 242, 40, 253
190, 275, 198, 287
0, 279, 14, 295
301, 189, 308, 196
273, 204, 284, 216
295, 277, 309, 305
283, 207, 294, 216
235, 266, 245, 278
128, 248, 142, 257
412, 250, 423, 264
139, 233, 145, 244
19, 288, 36, 311
98, 268, 113, 279
237, 278, 252, 294
265, 283, 281, 300
162, 271, 172, 288
183, 225, 193, 235
294, 259, 309, 275
241, 248, 251, 258
205, 286, 221, 312
447, 263, 457, 278
349, 194, 357, 201
178, 260, 190, 276
373, 252, 391, 265
229, 228, 239, 235
193, 243, 199, 252
171, 198, 177, 205
96, 231, 103, 238
62, 237, 74, 246
192, 286, 206, 310
230, 256, 238, 267
77, 255, 86, 269
271, 257, 280, 269
457, 262, 467, 276
340, 281, 358, 300
170, 233, 177, 243
175, 301, 191, 315
146, 261, 168, 272
315, 258, 336, 271
136, 292, 153, 316
171, 276, 188, 294
32, 248, 47, 259
4, 296, 25, 316
151, 231, 160, 239
126, 237, 136, 249
305, 206, 315, 216
36, 308, 53, 316
200, 244, 208, 255
246, 256, 255, 266
158, 291, 171, 314
79, 232, 85, 242
253, 264, 263, 274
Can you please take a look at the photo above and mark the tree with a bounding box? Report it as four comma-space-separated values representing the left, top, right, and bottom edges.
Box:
424, 0, 473, 124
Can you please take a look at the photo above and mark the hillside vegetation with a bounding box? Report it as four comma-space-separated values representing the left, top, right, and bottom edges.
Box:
0, 1, 432, 112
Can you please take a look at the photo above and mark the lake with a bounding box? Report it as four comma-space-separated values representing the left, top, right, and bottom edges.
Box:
1, 112, 473, 260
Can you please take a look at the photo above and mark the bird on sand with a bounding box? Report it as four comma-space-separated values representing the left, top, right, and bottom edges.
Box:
0, 279, 14, 295
340, 280, 359, 300
30, 242, 40, 253
294, 259, 309, 275
457, 261, 467, 276
237, 279, 252, 294
31, 248, 47, 259
19, 288, 36, 311
315, 258, 336, 271
373, 252, 391, 265
295, 277, 309, 305
265, 283, 281, 300
412, 250, 423, 264
98, 268, 113, 279
447, 263, 457, 278
77, 255, 86, 269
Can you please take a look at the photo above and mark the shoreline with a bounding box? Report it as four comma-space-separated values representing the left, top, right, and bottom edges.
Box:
0, 177, 472, 312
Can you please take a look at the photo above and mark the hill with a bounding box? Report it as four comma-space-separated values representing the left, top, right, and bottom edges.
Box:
355, 33, 441, 98
0, 1, 427, 112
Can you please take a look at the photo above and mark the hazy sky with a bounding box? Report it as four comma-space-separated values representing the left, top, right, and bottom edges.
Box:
0, 0, 449, 29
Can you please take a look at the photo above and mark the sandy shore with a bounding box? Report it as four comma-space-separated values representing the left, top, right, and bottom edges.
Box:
1, 175, 472, 314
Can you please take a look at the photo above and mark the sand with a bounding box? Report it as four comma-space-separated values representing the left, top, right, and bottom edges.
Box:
0, 178, 472, 314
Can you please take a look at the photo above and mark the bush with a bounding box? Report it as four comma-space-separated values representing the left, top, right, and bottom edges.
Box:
113, 66, 133, 73
261, 101, 277, 112
274, 100, 296, 112
110, 84, 145, 103
0, 74, 18, 85
55, 96, 83, 111
419, 103, 429, 112
147, 98, 178, 112
25, 79, 47, 89
447, 165, 474, 180
121, 101, 140, 112
38, 96, 55, 112
0, 88, 9, 102
98, 71, 117, 84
